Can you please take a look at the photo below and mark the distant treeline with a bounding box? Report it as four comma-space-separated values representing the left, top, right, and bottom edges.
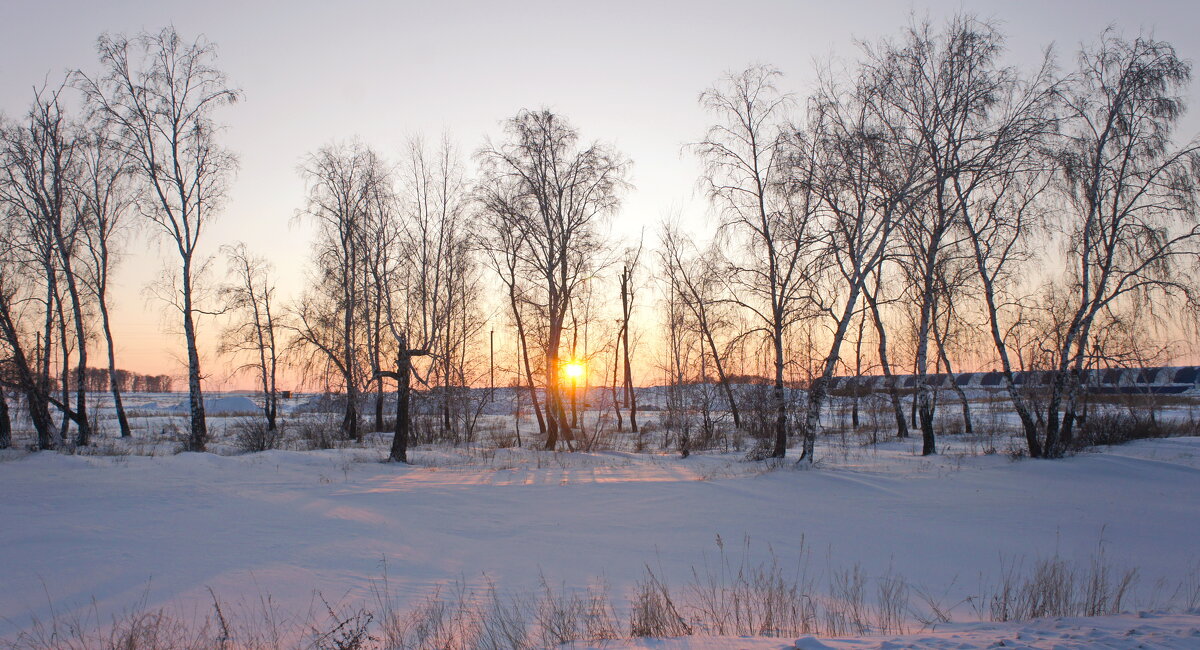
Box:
81, 369, 174, 393
52, 369, 174, 394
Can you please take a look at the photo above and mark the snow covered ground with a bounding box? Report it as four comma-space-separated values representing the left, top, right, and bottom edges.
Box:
1, 403, 1199, 647
573, 611, 1200, 648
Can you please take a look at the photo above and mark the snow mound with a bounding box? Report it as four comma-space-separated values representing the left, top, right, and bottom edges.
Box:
167, 395, 258, 415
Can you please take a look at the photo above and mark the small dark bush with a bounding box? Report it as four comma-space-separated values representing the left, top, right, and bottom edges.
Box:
296, 416, 339, 450
1071, 412, 1198, 450
745, 436, 775, 461
233, 417, 285, 453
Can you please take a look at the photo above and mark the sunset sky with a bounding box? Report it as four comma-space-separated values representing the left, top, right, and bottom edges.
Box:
3, 0, 1198, 390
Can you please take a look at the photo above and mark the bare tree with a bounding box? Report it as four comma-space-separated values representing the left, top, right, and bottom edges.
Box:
659, 223, 742, 432
780, 65, 923, 462
77, 121, 137, 438
476, 110, 629, 451
0, 85, 93, 446
78, 27, 241, 451
1041, 32, 1200, 456
221, 243, 283, 431
292, 141, 390, 441
617, 243, 642, 433
866, 15, 1017, 455
696, 65, 810, 459
398, 136, 481, 442
480, 210, 548, 438
362, 187, 396, 434
659, 268, 698, 455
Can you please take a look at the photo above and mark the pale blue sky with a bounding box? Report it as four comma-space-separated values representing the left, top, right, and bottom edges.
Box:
3, 0, 1199, 382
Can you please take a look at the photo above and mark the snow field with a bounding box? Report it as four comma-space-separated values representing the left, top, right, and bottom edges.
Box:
1, 419, 1199, 647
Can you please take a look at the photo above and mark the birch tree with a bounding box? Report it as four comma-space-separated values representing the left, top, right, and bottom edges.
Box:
292, 141, 390, 441
476, 110, 628, 450
1042, 32, 1200, 456
221, 243, 283, 431
617, 243, 642, 433
867, 16, 1016, 455
78, 27, 241, 451
77, 123, 137, 438
398, 137, 480, 441
696, 65, 810, 459
782, 68, 923, 462
0, 85, 93, 446
659, 223, 742, 432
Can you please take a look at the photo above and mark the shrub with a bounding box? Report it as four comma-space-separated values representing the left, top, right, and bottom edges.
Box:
745, 436, 775, 461
232, 417, 285, 453
1072, 412, 1197, 450
295, 416, 340, 450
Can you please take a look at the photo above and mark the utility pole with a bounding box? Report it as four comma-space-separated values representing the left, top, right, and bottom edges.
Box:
376, 334, 429, 463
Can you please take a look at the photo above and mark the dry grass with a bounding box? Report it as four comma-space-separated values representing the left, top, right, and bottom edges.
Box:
685, 536, 816, 637
4, 541, 1197, 648
986, 550, 1139, 622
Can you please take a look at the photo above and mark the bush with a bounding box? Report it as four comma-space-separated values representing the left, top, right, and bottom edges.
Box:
744, 436, 775, 461
232, 417, 285, 453
480, 421, 520, 449
295, 416, 340, 450
1071, 412, 1198, 450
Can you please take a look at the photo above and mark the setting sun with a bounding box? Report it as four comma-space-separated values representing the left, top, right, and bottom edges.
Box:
563, 361, 586, 380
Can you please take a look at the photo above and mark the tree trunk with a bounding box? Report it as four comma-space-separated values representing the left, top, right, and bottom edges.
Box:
948, 373, 973, 436
442, 387, 452, 436
621, 280, 638, 434
612, 330, 624, 431
391, 380, 409, 463
771, 322, 788, 458
852, 313, 866, 429
182, 260, 208, 452
55, 292, 71, 445
390, 356, 412, 463
864, 284, 908, 439
545, 311, 575, 450
510, 288, 546, 438
914, 274, 937, 456
376, 385, 385, 432
933, 319, 972, 435
98, 291, 132, 437
798, 289, 862, 463
0, 385, 10, 449
267, 330, 278, 431
799, 376, 825, 461
56, 248, 91, 447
